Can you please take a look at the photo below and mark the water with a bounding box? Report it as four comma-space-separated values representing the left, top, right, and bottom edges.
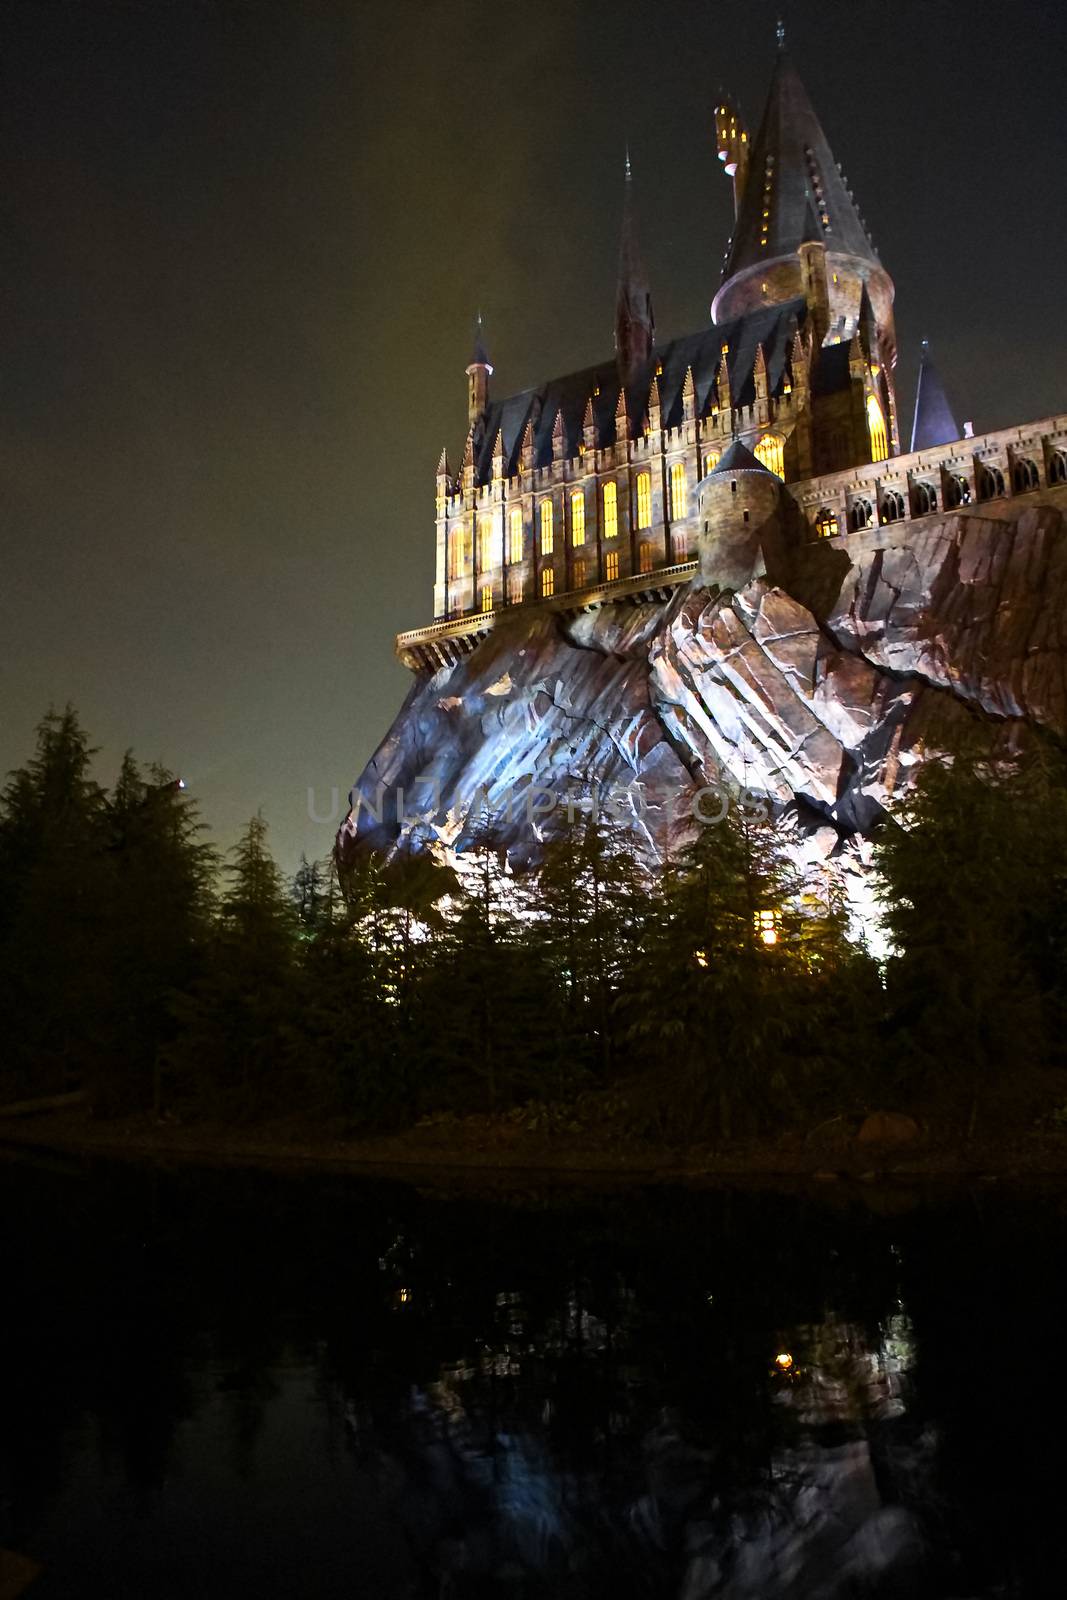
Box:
0, 1153, 1063, 1598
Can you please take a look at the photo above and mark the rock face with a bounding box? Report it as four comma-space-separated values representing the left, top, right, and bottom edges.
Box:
339, 500, 1067, 870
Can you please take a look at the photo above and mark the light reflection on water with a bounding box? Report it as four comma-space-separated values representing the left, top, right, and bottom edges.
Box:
0, 1157, 1060, 1598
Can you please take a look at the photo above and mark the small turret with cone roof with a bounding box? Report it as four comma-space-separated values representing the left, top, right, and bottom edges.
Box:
465, 313, 493, 428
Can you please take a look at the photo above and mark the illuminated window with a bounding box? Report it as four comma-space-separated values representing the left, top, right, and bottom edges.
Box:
704, 451, 721, 476
480, 583, 493, 613
866, 394, 888, 463
754, 908, 779, 946
539, 499, 554, 555
605, 549, 619, 581
572, 556, 587, 588
477, 518, 493, 571
507, 572, 523, 605
638, 540, 653, 574
815, 506, 838, 538
541, 566, 554, 598
570, 489, 586, 545
669, 461, 687, 519
603, 480, 618, 538
508, 507, 523, 564
636, 471, 652, 529
754, 434, 785, 479
449, 523, 472, 579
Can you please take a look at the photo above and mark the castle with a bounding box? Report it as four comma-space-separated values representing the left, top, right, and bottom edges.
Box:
341, 34, 1067, 871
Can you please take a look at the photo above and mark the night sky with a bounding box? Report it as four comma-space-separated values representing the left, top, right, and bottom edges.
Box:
3, 0, 1064, 872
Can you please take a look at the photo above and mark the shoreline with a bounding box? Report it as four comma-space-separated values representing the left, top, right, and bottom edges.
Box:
5, 1107, 1067, 1191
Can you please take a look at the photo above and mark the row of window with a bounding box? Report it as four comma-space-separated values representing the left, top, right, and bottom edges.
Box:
447, 440, 789, 580
472, 542, 664, 612
815, 450, 1066, 537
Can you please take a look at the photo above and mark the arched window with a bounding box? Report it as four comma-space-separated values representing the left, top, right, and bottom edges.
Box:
880, 490, 905, 524
570, 489, 586, 545
477, 518, 494, 571
754, 434, 785, 478
866, 395, 889, 464
605, 550, 620, 581
638, 540, 653, 574
850, 498, 874, 531
1012, 457, 1039, 493
704, 450, 721, 476
603, 480, 619, 538
507, 573, 523, 605
815, 506, 839, 539
945, 475, 971, 509
636, 471, 652, 529
541, 567, 554, 598
978, 464, 1005, 501
508, 507, 523, 564
572, 556, 587, 589
669, 461, 687, 518
913, 481, 938, 516
539, 499, 554, 555
1049, 450, 1067, 485
480, 583, 493, 613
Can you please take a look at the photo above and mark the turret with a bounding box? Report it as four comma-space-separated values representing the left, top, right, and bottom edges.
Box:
614, 150, 655, 386
697, 439, 787, 591
714, 96, 749, 216
465, 314, 493, 428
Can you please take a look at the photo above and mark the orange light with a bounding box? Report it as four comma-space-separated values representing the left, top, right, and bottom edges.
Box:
774, 1351, 793, 1371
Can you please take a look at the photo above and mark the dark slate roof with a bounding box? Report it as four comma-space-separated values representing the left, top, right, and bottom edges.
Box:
709, 439, 774, 476
910, 341, 960, 452
721, 51, 877, 286
469, 298, 842, 483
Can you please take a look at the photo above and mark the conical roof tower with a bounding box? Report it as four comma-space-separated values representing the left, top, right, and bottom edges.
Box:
614, 149, 655, 386
910, 340, 960, 451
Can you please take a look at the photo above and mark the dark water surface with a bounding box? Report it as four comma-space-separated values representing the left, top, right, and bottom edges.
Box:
0, 1153, 1064, 1598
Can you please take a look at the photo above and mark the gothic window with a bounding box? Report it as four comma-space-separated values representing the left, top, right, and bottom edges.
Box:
449, 523, 472, 579
603, 480, 619, 538
850, 498, 874, 531
605, 550, 620, 581
704, 450, 721, 476
1049, 450, 1067, 485
507, 572, 523, 605
1012, 457, 1039, 493
880, 490, 905, 523
636, 471, 652, 529
978, 464, 1006, 501
754, 433, 785, 479
541, 567, 554, 598
867, 395, 889, 464
477, 518, 494, 571
572, 556, 587, 589
638, 540, 653, 574
912, 482, 938, 516
945, 475, 971, 509
669, 461, 687, 519
508, 507, 523, 565
480, 583, 493, 613
815, 506, 839, 539
570, 489, 586, 545
539, 499, 554, 555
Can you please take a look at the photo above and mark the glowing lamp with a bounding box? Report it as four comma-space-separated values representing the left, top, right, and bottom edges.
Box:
774, 1351, 794, 1371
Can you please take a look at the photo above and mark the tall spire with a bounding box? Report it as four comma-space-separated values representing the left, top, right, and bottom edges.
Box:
614, 149, 654, 386
465, 312, 493, 427
910, 340, 960, 452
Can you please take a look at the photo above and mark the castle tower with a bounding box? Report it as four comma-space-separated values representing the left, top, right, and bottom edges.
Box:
712, 34, 897, 388
614, 150, 655, 387
465, 314, 493, 428
910, 340, 960, 451
697, 439, 786, 591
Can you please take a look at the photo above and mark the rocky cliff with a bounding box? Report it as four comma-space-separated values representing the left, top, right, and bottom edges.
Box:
338, 500, 1066, 873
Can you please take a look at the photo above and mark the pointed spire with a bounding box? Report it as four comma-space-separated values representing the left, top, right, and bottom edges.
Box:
465, 312, 493, 427
681, 366, 696, 422
714, 50, 880, 321
519, 416, 535, 472
614, 150, 655, 386
646, 373, 662, 433
910, 340, 960, 452
614, 385, 631, 442
716, 347, 732, 413
550, 407, 565, 462
436, 446, 450, 478
582, 394, 597, 450
490, 424, 506, 480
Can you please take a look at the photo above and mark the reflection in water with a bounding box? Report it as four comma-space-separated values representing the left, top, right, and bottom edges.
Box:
0, 1158, 1062, 1597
